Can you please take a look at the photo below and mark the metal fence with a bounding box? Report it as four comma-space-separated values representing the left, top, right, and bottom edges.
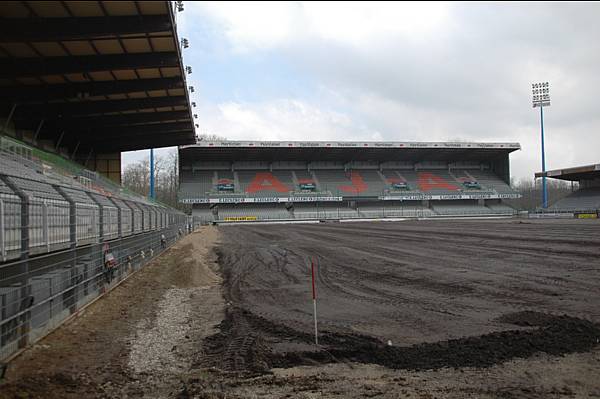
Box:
0, 142, 199, 362
0, 224, 193, 361
194, 203, 518, 224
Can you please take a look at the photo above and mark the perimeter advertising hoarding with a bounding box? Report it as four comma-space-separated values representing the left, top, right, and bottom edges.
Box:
379, 193, 521, 201
575, 212, 598, 219
224, 216, 258, 221
187, 141, 521, 150
180, 193, 520, 204
180, 196, 343, 204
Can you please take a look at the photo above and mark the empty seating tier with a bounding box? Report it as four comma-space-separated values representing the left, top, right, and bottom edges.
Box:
550, 188, 600, 211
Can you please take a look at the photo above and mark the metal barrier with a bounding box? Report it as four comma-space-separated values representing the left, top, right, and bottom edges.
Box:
0, 224, 193, 362
200, 204, 518, 224
0, 147, 199, 362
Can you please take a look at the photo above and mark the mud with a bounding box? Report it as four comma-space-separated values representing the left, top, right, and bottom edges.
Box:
271, 311, 600, 370
209, 219, 600, 375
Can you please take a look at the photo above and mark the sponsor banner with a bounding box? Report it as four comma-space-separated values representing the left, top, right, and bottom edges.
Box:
180, 198, 210, 204
181, 193, 520, 204
379, 193, 521, 201
575, 213, 598, 219
496, 194, 522, 199
252, 197, 283, 203
182, 141, 521, 150
528, 212, 574, 219
224, 216, 258, 222
180, 196, 343, 204
288, 196, 343, 202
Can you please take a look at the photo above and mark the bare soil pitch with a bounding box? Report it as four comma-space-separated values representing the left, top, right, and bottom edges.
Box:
196, 219, 600, 397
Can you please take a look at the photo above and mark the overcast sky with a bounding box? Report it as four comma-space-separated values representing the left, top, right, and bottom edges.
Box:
123, 2, 600, 181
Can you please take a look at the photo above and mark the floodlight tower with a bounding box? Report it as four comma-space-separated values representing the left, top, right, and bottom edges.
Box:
532, 82, 550, 208
150, 148, 155, 199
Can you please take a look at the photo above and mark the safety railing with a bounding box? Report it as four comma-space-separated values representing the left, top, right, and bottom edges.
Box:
0, 222, 196, 362
208, 204, 518, 223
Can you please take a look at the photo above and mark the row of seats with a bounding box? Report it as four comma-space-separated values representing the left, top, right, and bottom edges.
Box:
550, 188, 600, 211
180, 169, 516, 198
0, 151, 188, 262
432, 202, 494, 215
192, 200, 516, 222
356, 202, 436, 218
216, 204, 291, 220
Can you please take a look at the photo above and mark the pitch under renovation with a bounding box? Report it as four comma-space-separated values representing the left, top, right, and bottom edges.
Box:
207, 219, 600, 374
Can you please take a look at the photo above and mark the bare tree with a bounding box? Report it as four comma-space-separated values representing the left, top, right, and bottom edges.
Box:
196, 133, 227, 142
122, 150, 186, 211
507, 177, 576, 210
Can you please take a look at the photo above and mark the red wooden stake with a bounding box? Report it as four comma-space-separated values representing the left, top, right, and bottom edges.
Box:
311, 257, 318, 345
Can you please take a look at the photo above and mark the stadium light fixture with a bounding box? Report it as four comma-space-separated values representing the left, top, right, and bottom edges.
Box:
532, 81, 550, 209
189, 86, 194, 93
176, 1, 184, 12
191, 102, 196, 107
181, 38, 189, 49
185, 66, 192, 74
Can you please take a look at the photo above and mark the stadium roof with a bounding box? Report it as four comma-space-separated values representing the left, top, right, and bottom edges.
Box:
0, 1, 196, 153
535, 164, 600, 181
180, 141, 521, 162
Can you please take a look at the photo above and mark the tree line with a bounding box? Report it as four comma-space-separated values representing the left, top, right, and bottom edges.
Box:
122, 149, 184, 211
506, 177, 575, 211
122, 134, 227, 211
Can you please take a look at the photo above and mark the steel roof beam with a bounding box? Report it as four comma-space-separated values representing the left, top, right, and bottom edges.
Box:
0, 15, 172, 42
0, 77, 183, 103
2, 95, 188, 118
88, 132, 194, 152
0, 52, 179, 79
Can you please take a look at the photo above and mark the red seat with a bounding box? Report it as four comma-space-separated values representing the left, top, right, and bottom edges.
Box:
247, 172, 290, 193
417, 172, 459, 192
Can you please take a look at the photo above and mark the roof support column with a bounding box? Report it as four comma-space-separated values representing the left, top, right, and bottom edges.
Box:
33, 119, 45, 144
55, 130, 65, 152
71, 141, 81, 160
2, 103, 17, 134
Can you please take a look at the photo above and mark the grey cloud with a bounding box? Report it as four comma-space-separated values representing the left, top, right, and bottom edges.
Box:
274, 3, 600, 178
184, 3, 600, 179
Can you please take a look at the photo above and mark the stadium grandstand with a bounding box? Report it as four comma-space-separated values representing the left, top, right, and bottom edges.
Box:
0, 0, 196, 182
179, 141, 522, 223
0, 1, 198, 361
536, 164, 600, 216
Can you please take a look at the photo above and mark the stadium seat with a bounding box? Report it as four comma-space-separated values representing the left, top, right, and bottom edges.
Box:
417, 171, 460, 193
550, 188, 600, 211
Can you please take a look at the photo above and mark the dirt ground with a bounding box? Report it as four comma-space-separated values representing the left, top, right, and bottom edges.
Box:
2, 219, 600, 398
198, 219, 600, 398
0, 226, 224, 399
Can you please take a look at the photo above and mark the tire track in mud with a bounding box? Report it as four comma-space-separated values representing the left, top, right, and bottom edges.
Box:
293, 226, 598, 314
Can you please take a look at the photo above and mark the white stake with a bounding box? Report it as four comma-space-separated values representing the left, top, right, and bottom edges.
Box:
311, 257, 318, 346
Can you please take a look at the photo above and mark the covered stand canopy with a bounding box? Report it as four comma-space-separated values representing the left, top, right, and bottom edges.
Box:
0, 1, 196, 155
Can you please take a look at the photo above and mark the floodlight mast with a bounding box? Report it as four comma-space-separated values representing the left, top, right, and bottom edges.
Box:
532, 82, 550, 209
150, 148, 155, 199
